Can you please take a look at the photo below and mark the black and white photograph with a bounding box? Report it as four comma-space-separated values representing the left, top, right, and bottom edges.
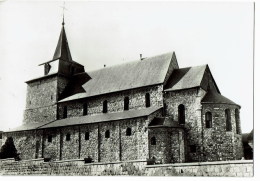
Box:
0, 0, 255, 177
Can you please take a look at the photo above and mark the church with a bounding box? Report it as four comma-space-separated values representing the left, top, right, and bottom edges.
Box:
1, 20, 243, 164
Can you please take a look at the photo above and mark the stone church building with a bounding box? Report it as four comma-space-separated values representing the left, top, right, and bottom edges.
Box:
2, 22, 243, 164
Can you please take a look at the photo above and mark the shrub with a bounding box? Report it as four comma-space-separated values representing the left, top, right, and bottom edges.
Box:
0, 137, 18, 159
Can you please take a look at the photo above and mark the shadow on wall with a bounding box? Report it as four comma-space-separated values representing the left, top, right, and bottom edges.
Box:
0, 137, 20, 160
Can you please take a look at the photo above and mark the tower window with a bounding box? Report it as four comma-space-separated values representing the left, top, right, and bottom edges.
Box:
105, 130, 110, 138
48, 135, 52, 143
44, 63, 51, 75
235, 109, 240, 134
83, 103, 88, 116
225, 109, 232, 131
145, 93, 150, 107
178, 104, 185, 124
66, 133, 71, 141
151, 137, 156, 145
190, 145, 196, 153
63, 106, 67, 118
205, 112, 212, 128
103, 100, 108, 113
126, 127, 132, 136
85, 132, 89, 140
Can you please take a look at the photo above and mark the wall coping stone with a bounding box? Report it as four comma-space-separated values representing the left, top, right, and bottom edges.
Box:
83, 159, 147, 166
19, 158, 44, 162
146, 160, 253, 168
0, 158, 15, 162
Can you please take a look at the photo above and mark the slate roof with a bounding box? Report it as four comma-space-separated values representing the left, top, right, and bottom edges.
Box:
164, 65, 207, 91
40, 106, 162, 129
201, 88, 239, 106
5, 121, 54, 133
148, 117, 181, 128
59, 52, 178, 102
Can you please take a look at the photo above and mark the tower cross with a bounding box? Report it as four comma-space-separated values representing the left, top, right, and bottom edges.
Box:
60, 2, 67, 25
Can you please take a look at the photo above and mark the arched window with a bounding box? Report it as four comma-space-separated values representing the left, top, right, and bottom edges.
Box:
103, 100, 108, 113
124, 97, 129, 111
205, 112, 212, 128
178, 104, 185, 124
105, 130, 110, 138
145, 93, 150, 107
151, 137, 156, 145
85, 132, 89, 140
63, 106, 67, 118
235, 109, 240, 134
83, 103, 88, 116
66, 133, 71, 141
225, 109, 232, 131
48, 135, 52, 142
126, 127, 132, 136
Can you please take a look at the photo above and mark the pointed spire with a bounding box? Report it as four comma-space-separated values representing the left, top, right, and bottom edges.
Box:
53, 22, 73, 61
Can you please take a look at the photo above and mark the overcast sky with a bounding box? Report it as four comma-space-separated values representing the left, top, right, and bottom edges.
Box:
0, 1, 254, 133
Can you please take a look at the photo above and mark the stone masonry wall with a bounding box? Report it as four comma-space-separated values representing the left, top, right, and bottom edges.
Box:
0, 159, 253, 176
164, 88, 207, 162
3, 112, 157, 162
2, 131, 39, 160
201, 103, 243, 161
24, 76, 58, 124
57, 85, 163, 119
24, 75, 70, 124
148, 128, 185, 164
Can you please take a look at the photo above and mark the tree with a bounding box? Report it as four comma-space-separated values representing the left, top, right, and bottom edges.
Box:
0, 137, 18, 159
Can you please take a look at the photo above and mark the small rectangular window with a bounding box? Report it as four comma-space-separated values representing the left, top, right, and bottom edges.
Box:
83, 103, 88, 116
190, 145, 196, 153
48, 135, 52, 142
85, 132, 89, 140
66, 133, 71, 141
63, 106, 67, 118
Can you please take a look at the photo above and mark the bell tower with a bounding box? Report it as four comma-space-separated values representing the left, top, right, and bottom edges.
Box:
23, 20, 90, 124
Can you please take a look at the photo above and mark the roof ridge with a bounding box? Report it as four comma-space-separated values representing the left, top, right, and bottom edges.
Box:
87, 51, 175, 73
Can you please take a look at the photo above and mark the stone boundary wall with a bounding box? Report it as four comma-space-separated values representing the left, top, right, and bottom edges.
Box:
0, 159, 253, 176
146, 160, 253, 177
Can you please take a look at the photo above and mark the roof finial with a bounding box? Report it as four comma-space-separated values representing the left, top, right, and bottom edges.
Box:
61, 2, 67, 26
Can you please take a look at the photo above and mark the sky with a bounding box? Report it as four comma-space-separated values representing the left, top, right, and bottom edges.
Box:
0, 1, 254, 133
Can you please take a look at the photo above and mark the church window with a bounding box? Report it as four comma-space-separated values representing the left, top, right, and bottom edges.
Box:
205, 112, 212, 128
66, 133, 71, 141
85, 132, 89, 140
151, 137, 156, 145
225, 109, 232, 131
145, 93, 150, 107
124, 97, 129, 110
190, 145, 196, 153
105, 130, 110, 138
48, 135, 52, 142
0, 132, 2, 139
103, 100, 108, 113
235, 109, 240, 134
51, 95, 53, 100
178, 104, 185, 125
83, 103, 88, 116
126, 127, 132, 136
162, 103, 167, 116
63, 106, 67, 118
